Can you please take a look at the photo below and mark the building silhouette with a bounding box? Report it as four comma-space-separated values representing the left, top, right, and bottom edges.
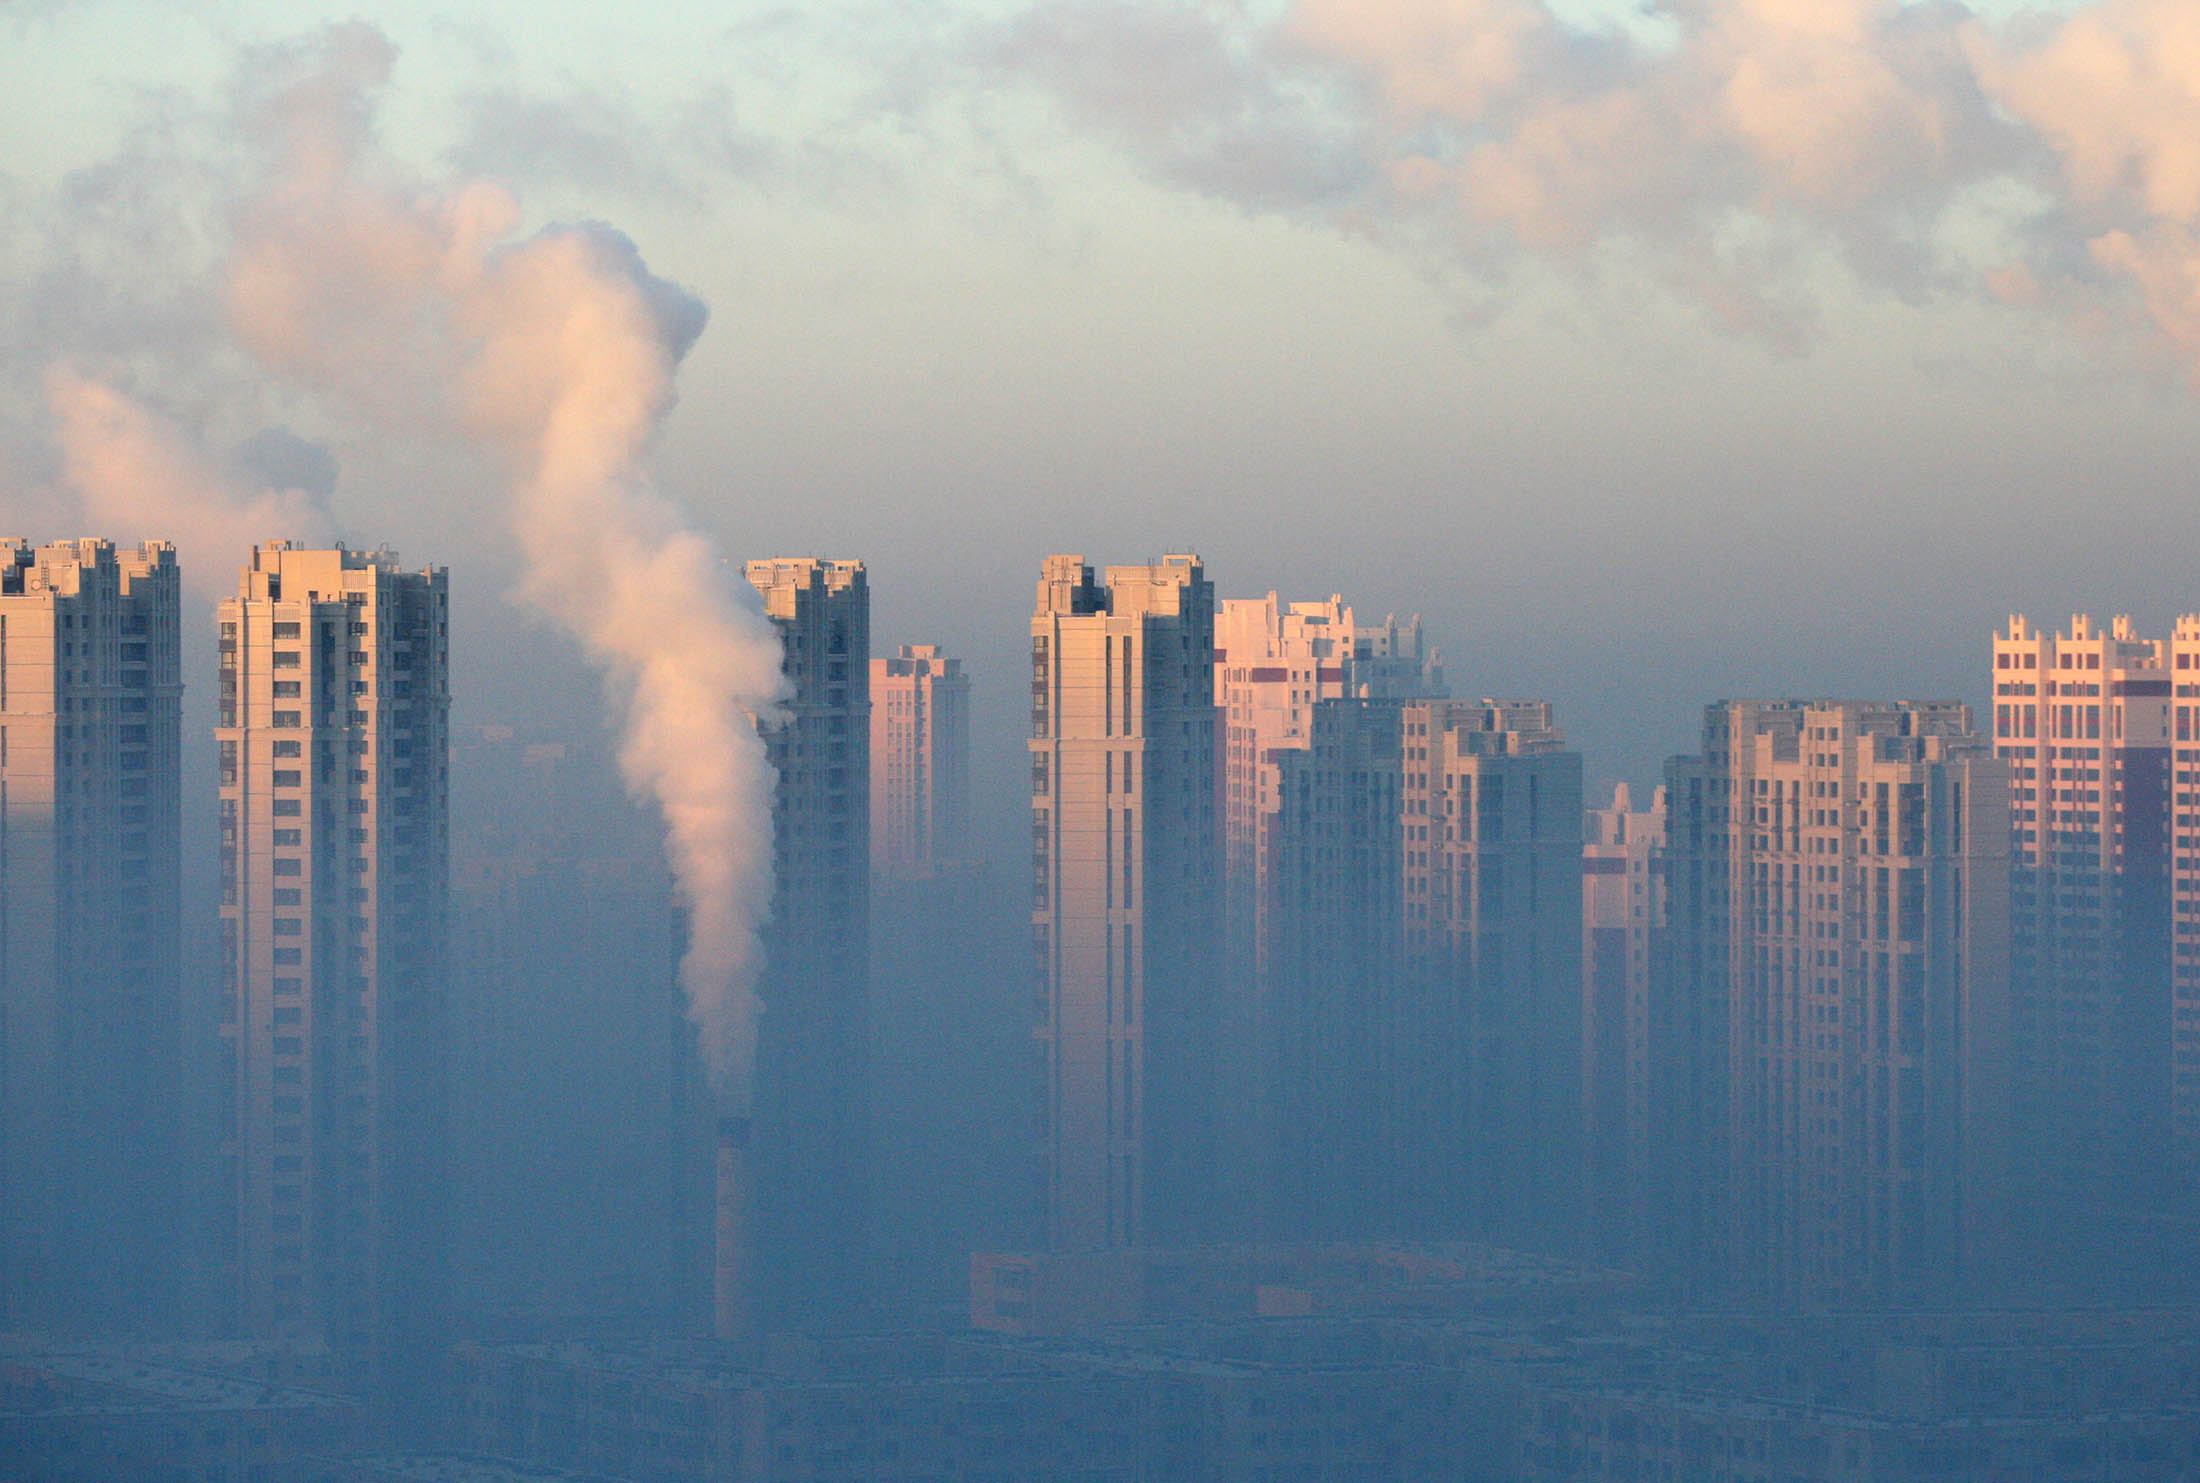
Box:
0, 537, 182, 1331
215, 543, 450, 1399
1582, 782, 1664, 1265
1212, 593, 1440, 1235
1267, 697, 1582, 1247
1662, 700, 2010, 1307
744, 558, 871, 1321
1991, 616, 2175, 1243
869, 643, 969, 882
1029, 554, 1220, 1251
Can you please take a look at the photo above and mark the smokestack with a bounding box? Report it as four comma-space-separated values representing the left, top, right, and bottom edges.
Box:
713, 1112, 753, 1343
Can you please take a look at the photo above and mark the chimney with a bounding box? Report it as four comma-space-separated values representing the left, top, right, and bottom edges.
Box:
714, 1113, 753, 1343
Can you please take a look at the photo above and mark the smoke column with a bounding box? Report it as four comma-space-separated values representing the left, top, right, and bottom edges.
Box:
216, 24, 785, 1105
45, 368, 332, 591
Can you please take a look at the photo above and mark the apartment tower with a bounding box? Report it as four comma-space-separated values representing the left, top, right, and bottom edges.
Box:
1663, 700, 2010, 1307
1215, 595, 1441, 978
216, 543, 450, 1388
744, 558, 870, 1320
1404, 700, 1583, 1245
0, 538, 182, 1330
2168, 617, 2200, 1190
1267, 698, 1582, 1247
1212, 594, 1440, 1234
1582, 783, 1664, 1265
1030, 554, 1220, 1251
870, 643, 969, 881
1990, 616, 2173, 1236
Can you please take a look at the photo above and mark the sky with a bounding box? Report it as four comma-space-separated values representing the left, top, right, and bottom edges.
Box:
3, 0, 2195, 819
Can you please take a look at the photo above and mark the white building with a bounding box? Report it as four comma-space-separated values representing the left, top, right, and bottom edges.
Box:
1664, 700, 2010, 1306
1030, 554, 1219, 1251
744, 557, 870, 1320
870, 644, 969, 882
0, 538, 182, 1331
1582, 783, 1663, 1263
215, 543, 450, 1388
1992, 616, 2172, 1235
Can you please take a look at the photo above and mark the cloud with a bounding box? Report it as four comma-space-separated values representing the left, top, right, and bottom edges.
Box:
971, 0, 2200, 368
987, 0, 1371, 208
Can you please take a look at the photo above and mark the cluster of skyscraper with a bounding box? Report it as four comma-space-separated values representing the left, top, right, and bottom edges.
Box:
1024, 563, 2200, 1311
4, 531, 2195, 1420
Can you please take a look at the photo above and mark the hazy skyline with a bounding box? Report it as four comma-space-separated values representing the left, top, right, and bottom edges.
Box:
4, 0, 2197, 810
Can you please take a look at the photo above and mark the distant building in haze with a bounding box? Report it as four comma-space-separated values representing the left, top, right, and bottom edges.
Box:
1212, 593, 1441, 1234
744, 557, 870, 1320
870, 643, 969, 881
1662, 700, 2010, 1307
1215, 593, 1441, 979
215, 542, 450, 1399
1267, 697, 1583, 1249
1992, 616, 2174, 1245
1582, 782, 1663, 1265
0, 537, 183, 1332
1029, 554, 1220, 1251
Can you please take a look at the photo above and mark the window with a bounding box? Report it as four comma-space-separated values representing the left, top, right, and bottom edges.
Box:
272, 856, 302, 875
273, 711, 301, 728
273, 888, 301, 906
273, 770, 301, 788
273, 739, 302, 758
272, 650, 300, 668
273, 680, 301, 698
272, 799, 302, 817
273, 622, 301, 639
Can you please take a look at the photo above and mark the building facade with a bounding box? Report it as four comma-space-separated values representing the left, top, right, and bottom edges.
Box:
869, 643, 969, 881
2169, 616, 2200, 1189
1267, 698, 1582, 1248
1991, 615, 2172, 1233
1403, 700, 1584, 1247
0, 538, 182, 1331
1212, 594, 1439, 1234
215, 543, 450, 1390
1581, 782, 1664, 1265
744, 558, 871, 1321
1663, 700, 2010, 1307
1214, 594, 1440, 981
1029, 554, 1220, 1251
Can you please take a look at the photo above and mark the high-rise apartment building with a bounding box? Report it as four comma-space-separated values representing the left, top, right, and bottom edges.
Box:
1662, 701, 2010, 1307
2168, 618, 2200, 1186
1211, 594, 1440, 1233
1582, 783, 1663, 1264
870, 644, 969, 881
1267, 698, 1582, 1247
1402, 700, 1584, 1246
1267, 697, 1405, 1238
1215, 595, 1440, 979
0, 538, 182, 1331
1991, 616, 2173, 1229
744, 558, 870, 1320
1030, 554, 1219, 1251
216, 544, 450, 1386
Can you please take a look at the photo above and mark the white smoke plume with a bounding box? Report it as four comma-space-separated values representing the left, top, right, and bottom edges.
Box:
45, 367, 332, 590
213, 24, 786, 1104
